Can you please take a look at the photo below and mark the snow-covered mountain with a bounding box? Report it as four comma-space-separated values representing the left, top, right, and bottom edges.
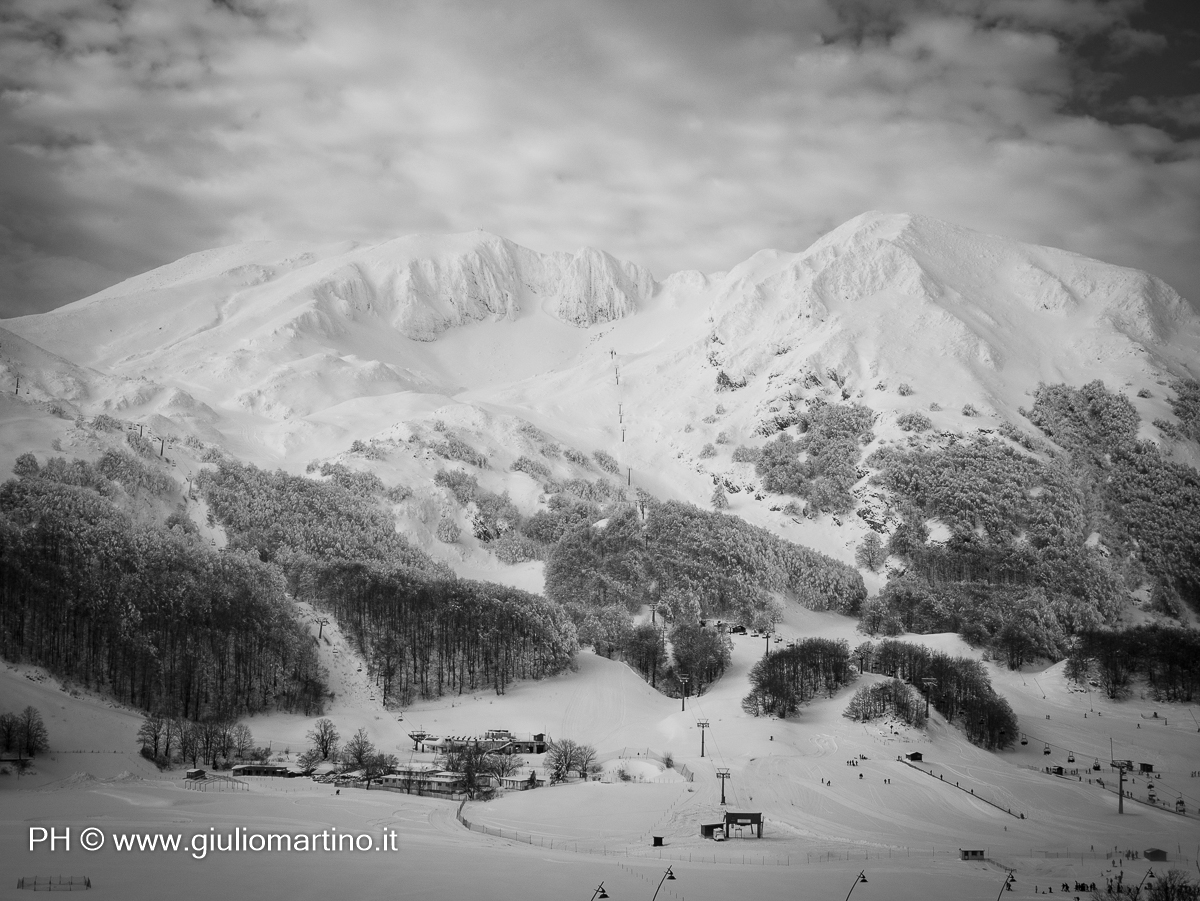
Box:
3, 211, 1197, 576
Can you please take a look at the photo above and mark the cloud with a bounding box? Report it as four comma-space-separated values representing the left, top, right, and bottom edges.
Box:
1125, 95, 1200, 129
1, 0, 1198, 317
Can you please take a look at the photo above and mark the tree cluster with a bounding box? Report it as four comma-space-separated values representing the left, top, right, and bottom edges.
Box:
852, 639, 1017, 749
441, 740, 525, 798
1022, 380, 1200, 608
137, 713, 262, 769
864, 427, 1133, 663
545, 499, 866, 629
544, 738, 598, 783
0, 474, 326, 720
199, 459, 446, 575
754, 399, 877, 514
1070, 625, 1200, 701
1166, 378, 1200, 443
843, 678, 926, 727
741, 638, 852, 718
291, 560, 578, 703
201, 459, 577, 704
0, 706, 48, 758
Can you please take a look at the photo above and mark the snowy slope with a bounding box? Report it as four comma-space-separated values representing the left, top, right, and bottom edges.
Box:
1, 211, 1198, 572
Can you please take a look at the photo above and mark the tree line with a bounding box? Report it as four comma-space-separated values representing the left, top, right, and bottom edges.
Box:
137, 713, 266, 769
1070, 625, 1200, 701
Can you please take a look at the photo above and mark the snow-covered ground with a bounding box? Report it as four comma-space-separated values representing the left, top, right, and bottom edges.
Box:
4, 617, 1198, 901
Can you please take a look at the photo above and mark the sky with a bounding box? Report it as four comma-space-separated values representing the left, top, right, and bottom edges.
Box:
1, 0, 1199, 318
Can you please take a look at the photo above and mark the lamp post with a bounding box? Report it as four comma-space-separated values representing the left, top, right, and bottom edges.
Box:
843, 870, 868, 901
588, 882, 609, 901
1134, 868, 1155, 897
679, 674, 690, 712
995, 870, 1016, 901
650, 866, 676, 901
716, 766, 730, 805
697, 720, 709, 757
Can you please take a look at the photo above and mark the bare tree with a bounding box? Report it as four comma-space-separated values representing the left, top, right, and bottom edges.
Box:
137, 714, 166, 760
0, 712, 18, 753
16, 707, 49, 757
574, 744, 597, 779
297, 747, 324, 775
1145, 869, 1199, 901
307, 718, 340, 760
443, 742, 513, 799
546, 739, 594, 783
342, 728, 376, 772
198, 719, 225, 768
230, 723, 254, 760
177, 720, 199, 767
364, 752, 399, 779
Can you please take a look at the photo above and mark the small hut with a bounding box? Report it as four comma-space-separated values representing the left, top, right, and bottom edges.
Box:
1144, 849, 1167, 862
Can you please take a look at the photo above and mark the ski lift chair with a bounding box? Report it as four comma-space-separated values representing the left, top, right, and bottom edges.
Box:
1020, 734, 1028, 745
1068, 751, 1075, 763
1043, 743, 1051, 755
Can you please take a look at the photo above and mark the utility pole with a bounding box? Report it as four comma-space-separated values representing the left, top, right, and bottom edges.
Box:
716, 767, 730, 805
1112, 738, 1124, 814
697, 720, 709, 757
627, 466, 631, 486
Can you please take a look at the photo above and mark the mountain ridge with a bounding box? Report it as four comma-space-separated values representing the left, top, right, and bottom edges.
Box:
1, 210, 1197, 579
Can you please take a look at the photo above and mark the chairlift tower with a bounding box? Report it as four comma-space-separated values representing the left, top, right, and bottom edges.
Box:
922, 677, 938, 718
697, 720, 709, 757
716, 766, 731, 805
